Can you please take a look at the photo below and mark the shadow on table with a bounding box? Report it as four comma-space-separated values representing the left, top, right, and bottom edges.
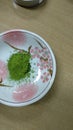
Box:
12, 0, 49, 20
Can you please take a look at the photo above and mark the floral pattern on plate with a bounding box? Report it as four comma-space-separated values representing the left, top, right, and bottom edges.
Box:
13, 83, 38, 102
2, 30, 26, 47
0, 60, 8, 80
30, 46, 53, 83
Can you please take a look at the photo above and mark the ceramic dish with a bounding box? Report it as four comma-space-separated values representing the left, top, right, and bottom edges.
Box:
15, 0, 44, 7
0, 29, 56, 107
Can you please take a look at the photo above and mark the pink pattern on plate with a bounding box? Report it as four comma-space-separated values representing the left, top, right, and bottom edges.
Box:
2, 31, 26, 46
41, 47, 50, 59
41, 72, 50, 83
37, 58, 49, 70
0, 60, 8, 80
13, 84, 38, 102
30, 47, 41, 58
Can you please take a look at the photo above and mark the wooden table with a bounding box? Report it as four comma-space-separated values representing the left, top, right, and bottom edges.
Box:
0, 0, 73, 130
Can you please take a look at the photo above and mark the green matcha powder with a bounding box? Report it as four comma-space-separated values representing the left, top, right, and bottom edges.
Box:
8, 51, 31, 81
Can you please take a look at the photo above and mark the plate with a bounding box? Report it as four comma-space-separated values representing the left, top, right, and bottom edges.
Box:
0, 29, 56, 107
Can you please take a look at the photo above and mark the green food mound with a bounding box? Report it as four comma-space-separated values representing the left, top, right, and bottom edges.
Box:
8, 51, 31, 81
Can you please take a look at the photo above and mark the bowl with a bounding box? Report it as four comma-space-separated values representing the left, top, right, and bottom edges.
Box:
0, 29, 56, 107
15, 0, 44, 7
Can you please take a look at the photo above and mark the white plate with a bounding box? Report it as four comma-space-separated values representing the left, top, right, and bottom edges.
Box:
0, 29, 56, 107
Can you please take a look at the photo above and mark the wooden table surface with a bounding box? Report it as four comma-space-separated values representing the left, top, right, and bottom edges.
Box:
0, 0, 73, 130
